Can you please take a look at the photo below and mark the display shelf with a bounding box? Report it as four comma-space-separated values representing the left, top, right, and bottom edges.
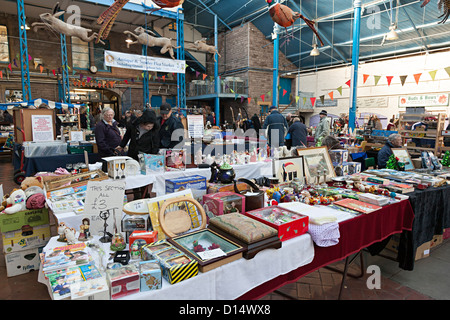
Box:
57, 108, 81, 131
398, 113, 445, 156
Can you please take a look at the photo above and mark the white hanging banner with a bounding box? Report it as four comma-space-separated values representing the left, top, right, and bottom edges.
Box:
104, 50, 185, 74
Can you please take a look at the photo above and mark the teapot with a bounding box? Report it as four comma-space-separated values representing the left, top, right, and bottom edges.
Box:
209, 161, 235, 184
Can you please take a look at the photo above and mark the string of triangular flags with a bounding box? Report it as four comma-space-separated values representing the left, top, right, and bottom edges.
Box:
307, 66, 450, 108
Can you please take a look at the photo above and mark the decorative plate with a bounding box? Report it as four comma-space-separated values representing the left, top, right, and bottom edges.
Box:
125, 159, 140, 176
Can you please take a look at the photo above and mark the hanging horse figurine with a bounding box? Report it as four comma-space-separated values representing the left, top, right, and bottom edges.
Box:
421, 0, 450, 24
143, 0, 185, 14
265, 0, 324, 46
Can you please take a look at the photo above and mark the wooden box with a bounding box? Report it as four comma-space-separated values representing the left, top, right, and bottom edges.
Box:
208, 213, 281, 259
168, 229, 244, 273
43, 170, 108, 192
13, 108, 56, 143
245, 206, 309, 242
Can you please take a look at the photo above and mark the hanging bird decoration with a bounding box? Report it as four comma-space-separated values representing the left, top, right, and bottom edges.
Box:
96, 0, 130, 43
143, 0, 185, 14
421, 0, 450, 24
266, 0, 324, 46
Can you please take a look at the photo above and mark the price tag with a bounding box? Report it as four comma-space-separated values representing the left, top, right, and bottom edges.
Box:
196, 248, 227, 260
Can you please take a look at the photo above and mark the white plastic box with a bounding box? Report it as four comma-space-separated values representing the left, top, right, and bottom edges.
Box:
23, 141, 67, 157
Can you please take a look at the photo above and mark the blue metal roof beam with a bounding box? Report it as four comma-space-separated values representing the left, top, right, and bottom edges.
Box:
286, 1, 348, 64
195, 0, 232, 30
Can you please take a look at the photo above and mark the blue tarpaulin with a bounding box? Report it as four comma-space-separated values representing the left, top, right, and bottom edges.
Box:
0, 99, 84, 110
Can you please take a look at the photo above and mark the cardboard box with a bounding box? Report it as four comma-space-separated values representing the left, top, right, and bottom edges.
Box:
2, 224, 51, 253
166, 175, 207, 204
70, 277, 110, 300
203, 192, 245, 221
107, 264, 140, 300
5, 246, 43, 277
139, 260, 162, 292
129, 230, 158, 260
345, 161, 361, 174
138, 153, 164, 175
415, 241, 431, 261
0, 208, 49, 233
431, 234, 443, 248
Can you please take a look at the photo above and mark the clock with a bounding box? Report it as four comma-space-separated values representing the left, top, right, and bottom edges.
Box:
89, 65, 97, 74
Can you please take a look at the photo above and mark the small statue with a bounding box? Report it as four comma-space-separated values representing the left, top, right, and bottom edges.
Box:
64, 227, 77, 245
78, 218, 92, 241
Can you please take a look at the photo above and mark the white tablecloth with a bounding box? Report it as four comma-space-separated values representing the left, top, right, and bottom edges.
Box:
38, 232, 314, 300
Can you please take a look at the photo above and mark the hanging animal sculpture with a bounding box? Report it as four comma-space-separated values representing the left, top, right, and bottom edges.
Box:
265, 0, 324, 46
191, 38, 221, 62
143, 0, 185, 14
124, 27, 180, 59
31, 2, 104, 44
96, 0, 130, 43
421, 0, 450, 24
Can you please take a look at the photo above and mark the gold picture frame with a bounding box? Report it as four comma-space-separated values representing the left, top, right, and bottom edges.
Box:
296, 146, 336, 183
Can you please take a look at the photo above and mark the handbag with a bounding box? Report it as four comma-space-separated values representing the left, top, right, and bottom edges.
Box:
233, 178, 265, 212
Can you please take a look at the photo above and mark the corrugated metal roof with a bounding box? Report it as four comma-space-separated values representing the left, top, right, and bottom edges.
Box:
183, 0, 450, 70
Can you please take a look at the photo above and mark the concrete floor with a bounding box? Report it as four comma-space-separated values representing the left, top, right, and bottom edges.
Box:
0, 159, 448, 300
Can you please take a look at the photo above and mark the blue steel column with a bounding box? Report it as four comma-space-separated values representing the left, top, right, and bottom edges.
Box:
272, 15, 279, 108
142, 44, 149, 109
214, 14, 220, 126
349, 0, 362, 132
60, 14, 70, 103
176, 9, 186, 116
17, 0, 32, 101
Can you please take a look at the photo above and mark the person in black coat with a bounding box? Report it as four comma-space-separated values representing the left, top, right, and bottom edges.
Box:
378, 133, 402, 169
94, 107, 122, 157
251, 114, 262, 134
262, 106, 288, 147
158, 103, 184, 149
288, 117, 308, 148
116, 109, 160, 161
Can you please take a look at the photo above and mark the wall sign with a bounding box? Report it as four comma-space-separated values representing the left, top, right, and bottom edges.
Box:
399, 94, 449, 107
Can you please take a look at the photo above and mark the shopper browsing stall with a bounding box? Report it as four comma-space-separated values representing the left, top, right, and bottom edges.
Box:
287, 117, 307, 148
94, 107, 122, 157
263, 106, 288, 147
315, 110, 330, 145
377, 133, 403, 169
116, 109, 160, 161
158, 103, 184, 149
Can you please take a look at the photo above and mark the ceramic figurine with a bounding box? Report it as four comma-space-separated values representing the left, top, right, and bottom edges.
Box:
64, 227, 77, 245
78, 218, 92, 241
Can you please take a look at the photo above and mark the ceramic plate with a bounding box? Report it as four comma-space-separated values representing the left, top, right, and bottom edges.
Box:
125, 159, 140, 176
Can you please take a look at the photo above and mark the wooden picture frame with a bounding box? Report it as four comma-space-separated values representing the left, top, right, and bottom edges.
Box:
296, 146, 336, 182
392, 148, 414, 170
69, 130, 85, 141
272, 156, 305, 183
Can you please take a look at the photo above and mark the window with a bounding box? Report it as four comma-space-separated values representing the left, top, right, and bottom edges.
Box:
0, 26, 9, 63
71, 36, 89, 69
93, 39, 110, 72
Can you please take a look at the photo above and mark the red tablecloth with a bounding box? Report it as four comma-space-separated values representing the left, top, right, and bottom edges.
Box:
238, 199, 415, 300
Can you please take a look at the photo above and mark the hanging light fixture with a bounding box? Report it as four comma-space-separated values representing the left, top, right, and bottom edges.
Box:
386, 0, 399, 40
310, 35, 320, 56
125, 33, 133, 43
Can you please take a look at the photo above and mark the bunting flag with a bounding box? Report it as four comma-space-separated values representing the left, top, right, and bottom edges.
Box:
319, 95, 325, 105
52, 69, 56, 77
374, 75, 381, 86
345, 79, 351, 87
230, 88, 235, 93
0, 70, 2, 79
195, 71, 200, 78
414, 73, 422, 84
282, 89, 287, 97
260, 94, 265, 102
296, 96, 300, 103
124, 80, 128, 84
328, 91, 334, 101
363, 74, 370, 84
241, 96, 244, 103
202, 73, 207, 80
248, 97, 251, 104
80, 74, 84, 81
40, 65, 44, 73
8, 64, 11, 72
13, 59, 17, 67
400, 75, 408, 86
337, 86, 343, 95
429, 70, 437, 81
34, 61, 39, 69
86, 77, 91, 82
445, 67, 450, 78
386, 76, 394, 86
310, 97, 316, 107
267, 91, 272, 97
162, 75, 166, 82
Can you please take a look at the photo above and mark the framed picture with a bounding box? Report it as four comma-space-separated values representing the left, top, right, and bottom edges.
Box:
273, 156, 305, 183
296, 146, 336, 182
392, 148, 414, 170
69, 131, 85, 141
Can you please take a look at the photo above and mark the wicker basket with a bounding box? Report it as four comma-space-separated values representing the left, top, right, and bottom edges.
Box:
158, 196, 207, 238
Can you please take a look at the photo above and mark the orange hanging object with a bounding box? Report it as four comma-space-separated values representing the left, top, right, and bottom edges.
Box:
266, 1, 324, 46
153, 0, 184, 8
